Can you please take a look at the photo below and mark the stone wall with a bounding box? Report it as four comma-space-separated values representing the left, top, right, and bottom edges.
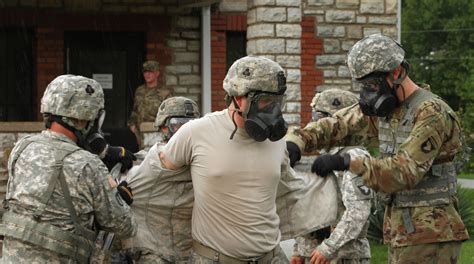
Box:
247, 0, 303, 126
303, 0, 398, 94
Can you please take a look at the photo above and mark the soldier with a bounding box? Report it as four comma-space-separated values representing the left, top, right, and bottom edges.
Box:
125, 96, 200, 263
290, 89, 372, 264
286, 34, 470, 263
159, 56, 291, 263
128, 60, 173, 148
1, 75, 137, 263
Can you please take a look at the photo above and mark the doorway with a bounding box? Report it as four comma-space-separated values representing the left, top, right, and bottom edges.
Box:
65, 31, 144, 152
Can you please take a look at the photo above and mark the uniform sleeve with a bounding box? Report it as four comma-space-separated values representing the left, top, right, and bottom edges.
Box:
85, 159, 136, 238
128, 86, 143, 127
357, 100, 456, 193
162, 120, 194, 168
285, 104, 377, 153
317, 149, 372, 259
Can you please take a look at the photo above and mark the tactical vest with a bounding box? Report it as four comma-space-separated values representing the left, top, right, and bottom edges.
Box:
377, 89, 458, 233
0, 134, 96, 263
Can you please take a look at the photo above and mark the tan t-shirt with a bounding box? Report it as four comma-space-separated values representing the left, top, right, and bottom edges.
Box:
163, 109, 285, 258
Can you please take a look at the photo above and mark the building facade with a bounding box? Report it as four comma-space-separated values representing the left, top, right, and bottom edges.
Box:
0, 0, 397, 249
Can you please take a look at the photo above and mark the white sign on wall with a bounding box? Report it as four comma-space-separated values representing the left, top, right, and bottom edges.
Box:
92, 74, 113, 89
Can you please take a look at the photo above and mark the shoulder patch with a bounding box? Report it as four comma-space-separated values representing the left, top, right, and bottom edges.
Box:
353, 176, 371, 196
421, 137, 435, 153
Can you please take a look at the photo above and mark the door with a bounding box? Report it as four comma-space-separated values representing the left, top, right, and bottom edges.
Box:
65, 31, 144, 152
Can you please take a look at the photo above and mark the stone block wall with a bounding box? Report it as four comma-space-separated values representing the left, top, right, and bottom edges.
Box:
247, 0, 303, 126
165, 15, 203, 106
303, 0, 398, 94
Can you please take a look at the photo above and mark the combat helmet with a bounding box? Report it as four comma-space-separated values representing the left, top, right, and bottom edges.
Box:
223, 56, 287, 96
347, 34, 405, 79
311, 89, 358, 116
41, 75, 104, 121
154, 96, 200, 129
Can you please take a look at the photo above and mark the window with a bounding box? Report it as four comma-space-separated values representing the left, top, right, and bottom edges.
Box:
0, 28, 34, 121
226, 31, 246, 71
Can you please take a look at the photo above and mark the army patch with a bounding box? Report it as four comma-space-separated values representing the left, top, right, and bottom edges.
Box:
85, 85, 94, 95
353, 176, 371, 196
421, 137, 434, 153
332, 98, 341, 107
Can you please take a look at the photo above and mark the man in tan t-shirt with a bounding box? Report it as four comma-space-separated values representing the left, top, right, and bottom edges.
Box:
159, 56, 291, 263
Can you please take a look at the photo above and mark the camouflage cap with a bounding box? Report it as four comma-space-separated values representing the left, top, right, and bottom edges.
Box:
347, 34, 405, 79
143, 60, 160, 72
223, 56, 287, 96
154, 96, 200, 128
311, 89, 358, 115
41, 75, 104, 121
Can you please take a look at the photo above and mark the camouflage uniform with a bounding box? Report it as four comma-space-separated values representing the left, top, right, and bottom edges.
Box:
128, 61, 173, 146
1, 75, 136, 263
286, 34, 469, 263
293, 90, 372, 264
124, 97, 200, 263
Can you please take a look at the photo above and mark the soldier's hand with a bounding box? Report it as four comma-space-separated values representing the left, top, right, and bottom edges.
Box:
310, 250, 329, 264
104, 146, 137, 172
311, 153, 350, 177
287, 142, 302, 167
290, 255, 304, 264
117, 181, 133, 205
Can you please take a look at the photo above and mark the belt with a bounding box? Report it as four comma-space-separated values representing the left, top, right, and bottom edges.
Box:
192, 240, 280, 264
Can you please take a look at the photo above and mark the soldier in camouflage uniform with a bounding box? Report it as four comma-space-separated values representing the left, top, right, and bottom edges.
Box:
290, 89, 372, 264
286, 34, 469, 263
0, 75, 137, 263
128, 60, 173, 148
159, 56, 291, 263
125, 96, 200, 263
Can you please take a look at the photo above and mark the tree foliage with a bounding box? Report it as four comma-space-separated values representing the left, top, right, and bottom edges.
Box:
401, 0, 474, 171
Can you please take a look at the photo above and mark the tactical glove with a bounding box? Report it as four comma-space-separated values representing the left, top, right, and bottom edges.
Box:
311, 153, 350, 177
117, 181, 133, 205
103, 146, 137, 173
287, 142, 302, 168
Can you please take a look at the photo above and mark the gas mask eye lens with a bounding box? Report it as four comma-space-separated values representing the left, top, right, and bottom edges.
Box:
253, 93, 286, 110
167, 117, 195, 133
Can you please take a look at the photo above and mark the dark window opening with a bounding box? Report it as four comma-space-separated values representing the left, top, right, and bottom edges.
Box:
226, 31, 246, 71
0, 28, 34, 121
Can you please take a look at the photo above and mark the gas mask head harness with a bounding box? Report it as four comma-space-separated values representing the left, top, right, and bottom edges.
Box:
356, 61, 409, 117
230, 71, 288, 142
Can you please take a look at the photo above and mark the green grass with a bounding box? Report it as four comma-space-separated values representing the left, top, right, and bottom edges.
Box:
370, 240, 474, 263
459, 172, 474, 180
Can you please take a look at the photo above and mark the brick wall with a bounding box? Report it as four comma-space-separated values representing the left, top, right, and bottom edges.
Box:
211, 14, 247, 112
300, 16, 323, 126
36, 27, 64, 119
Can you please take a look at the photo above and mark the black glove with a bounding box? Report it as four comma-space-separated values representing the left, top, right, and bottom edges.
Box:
311, 153, 350, 177
103, 146, 137, 173
286, 142, 301, 168
117, 181, 133, 205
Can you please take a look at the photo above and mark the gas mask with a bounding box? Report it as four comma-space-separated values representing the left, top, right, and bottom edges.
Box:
244, 92, 288, 142
79, 109, 107, 155
312, 111, 330, 122
162, 116, 196, 141
356, 72, 398, 117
